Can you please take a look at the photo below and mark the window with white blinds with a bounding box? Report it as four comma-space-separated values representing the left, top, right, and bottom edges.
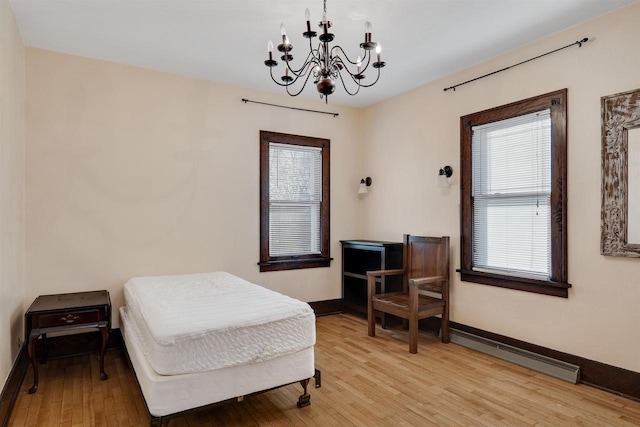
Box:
269, 143, 322, 256
259, 130, 330, 272
460, 89, 569, 297
472, 109, 551, 279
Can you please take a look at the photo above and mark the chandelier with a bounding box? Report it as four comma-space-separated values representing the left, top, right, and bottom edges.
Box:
264, 0, 385, 103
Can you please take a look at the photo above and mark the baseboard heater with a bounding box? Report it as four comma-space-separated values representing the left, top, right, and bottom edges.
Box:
449, 329, 581, 384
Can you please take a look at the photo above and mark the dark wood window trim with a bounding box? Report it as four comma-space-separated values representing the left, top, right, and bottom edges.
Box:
259, 130, 331, 272
460, 89, 570, 297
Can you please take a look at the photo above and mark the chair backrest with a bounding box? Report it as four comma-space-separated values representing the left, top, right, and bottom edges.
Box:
403, 235, 450, 295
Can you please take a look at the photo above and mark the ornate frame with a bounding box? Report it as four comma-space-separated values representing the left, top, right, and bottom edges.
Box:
601, 88, 640, 257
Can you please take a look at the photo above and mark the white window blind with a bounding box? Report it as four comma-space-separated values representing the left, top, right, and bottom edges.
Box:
269, 142, 322, 257
471, 109, 551, 279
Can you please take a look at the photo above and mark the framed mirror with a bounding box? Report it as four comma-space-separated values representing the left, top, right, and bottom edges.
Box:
601, 88, 640, 257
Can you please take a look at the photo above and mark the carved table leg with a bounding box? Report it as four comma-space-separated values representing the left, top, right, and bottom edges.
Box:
41, 333, 48, 363
27, 331, 40, 394
99, 325, 109, 380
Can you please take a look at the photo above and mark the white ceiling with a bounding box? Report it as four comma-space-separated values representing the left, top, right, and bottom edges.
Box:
9, 0, 637, 108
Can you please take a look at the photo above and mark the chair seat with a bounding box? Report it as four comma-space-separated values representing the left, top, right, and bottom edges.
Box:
373, 292, 445, 311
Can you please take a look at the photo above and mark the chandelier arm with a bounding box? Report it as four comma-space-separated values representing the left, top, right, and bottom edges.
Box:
351, 66, 382, 88
361, 51, 373, 71
330, 57, 349, 78
336, 69, 361, 96
308, 37, 320, 58
331, 45, 372, 70
332, 54, 371, 79
285, 69, 317, 97
330, 45, 362, 66
308, 46, 322, 68
284, 49, 317, 76
269, 67, 294, 87
294, 58, 319, 81
270, 62, 315, 89
273, 55, 318, 88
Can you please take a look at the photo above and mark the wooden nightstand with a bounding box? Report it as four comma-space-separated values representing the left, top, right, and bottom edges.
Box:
24, 290, 111, 394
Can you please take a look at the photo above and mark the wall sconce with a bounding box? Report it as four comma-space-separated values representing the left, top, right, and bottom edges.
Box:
358, 177, 372, 194
438, 166, 453, 187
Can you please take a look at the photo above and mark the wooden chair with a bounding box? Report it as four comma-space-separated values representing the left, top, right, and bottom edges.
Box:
367, 235, 450, 353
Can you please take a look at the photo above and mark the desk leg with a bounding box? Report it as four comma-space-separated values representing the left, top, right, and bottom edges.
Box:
99, 326, 109, 380
27, 331, 39, 394
41, 333, 48, 364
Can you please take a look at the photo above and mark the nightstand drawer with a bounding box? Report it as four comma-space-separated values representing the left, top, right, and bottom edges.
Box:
36, 309, 103, 328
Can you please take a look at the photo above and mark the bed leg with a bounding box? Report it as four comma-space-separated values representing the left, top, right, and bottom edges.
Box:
150, 415, 169, 427
297, 378, 311, 408
314, 368, 322, 388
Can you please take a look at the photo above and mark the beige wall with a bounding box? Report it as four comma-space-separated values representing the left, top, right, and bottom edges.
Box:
25, 49, 363, 328
0, 0, 26, 386
361, 3, 640, 372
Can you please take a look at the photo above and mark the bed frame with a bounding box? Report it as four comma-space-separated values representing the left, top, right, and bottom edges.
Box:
121, 336, 321, 427
120, 302, 321, 426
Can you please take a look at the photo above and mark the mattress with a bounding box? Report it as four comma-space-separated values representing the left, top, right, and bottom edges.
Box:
123, 271, 316, 375
120, 306, 315, 417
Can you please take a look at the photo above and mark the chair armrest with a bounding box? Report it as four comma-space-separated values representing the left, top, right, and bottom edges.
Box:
408, 276, 446, 286
366, 269, 405, 277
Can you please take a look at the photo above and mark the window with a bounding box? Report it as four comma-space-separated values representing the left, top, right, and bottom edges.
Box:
259, 131, 330, 272
460, 90, 570, 297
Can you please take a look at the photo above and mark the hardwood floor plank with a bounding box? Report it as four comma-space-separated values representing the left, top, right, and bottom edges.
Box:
8, 314, 640, 426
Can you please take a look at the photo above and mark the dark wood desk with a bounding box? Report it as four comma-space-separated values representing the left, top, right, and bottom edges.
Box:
340, 240, 403, 328
25, 290, 111, 394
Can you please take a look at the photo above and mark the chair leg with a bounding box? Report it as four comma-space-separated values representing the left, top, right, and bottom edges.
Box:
441, 314, 450, 344
368, 309, 376, 337
409, 313, 418, 354
367, 275, 376, 337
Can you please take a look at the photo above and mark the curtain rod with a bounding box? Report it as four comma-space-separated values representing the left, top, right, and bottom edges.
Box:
241, 98, 339, 117
444, 38, 589, 92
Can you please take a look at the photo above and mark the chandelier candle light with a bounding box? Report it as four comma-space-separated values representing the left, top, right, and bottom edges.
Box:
264, 0, 385, 103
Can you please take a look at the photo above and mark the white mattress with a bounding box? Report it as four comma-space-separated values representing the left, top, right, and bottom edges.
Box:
120, 306, 315, 417
123, 271, 316, 375
124, 272, 316, 375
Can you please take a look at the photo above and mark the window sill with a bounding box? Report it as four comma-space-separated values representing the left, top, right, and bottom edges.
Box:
258, 257, 332, 272
459, 269, 571, 298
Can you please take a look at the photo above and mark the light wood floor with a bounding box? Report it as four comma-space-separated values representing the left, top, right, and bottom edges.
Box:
9, 314, 640, 426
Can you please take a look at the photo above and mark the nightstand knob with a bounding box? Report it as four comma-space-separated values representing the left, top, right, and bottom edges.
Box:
61, 314, 79, 324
